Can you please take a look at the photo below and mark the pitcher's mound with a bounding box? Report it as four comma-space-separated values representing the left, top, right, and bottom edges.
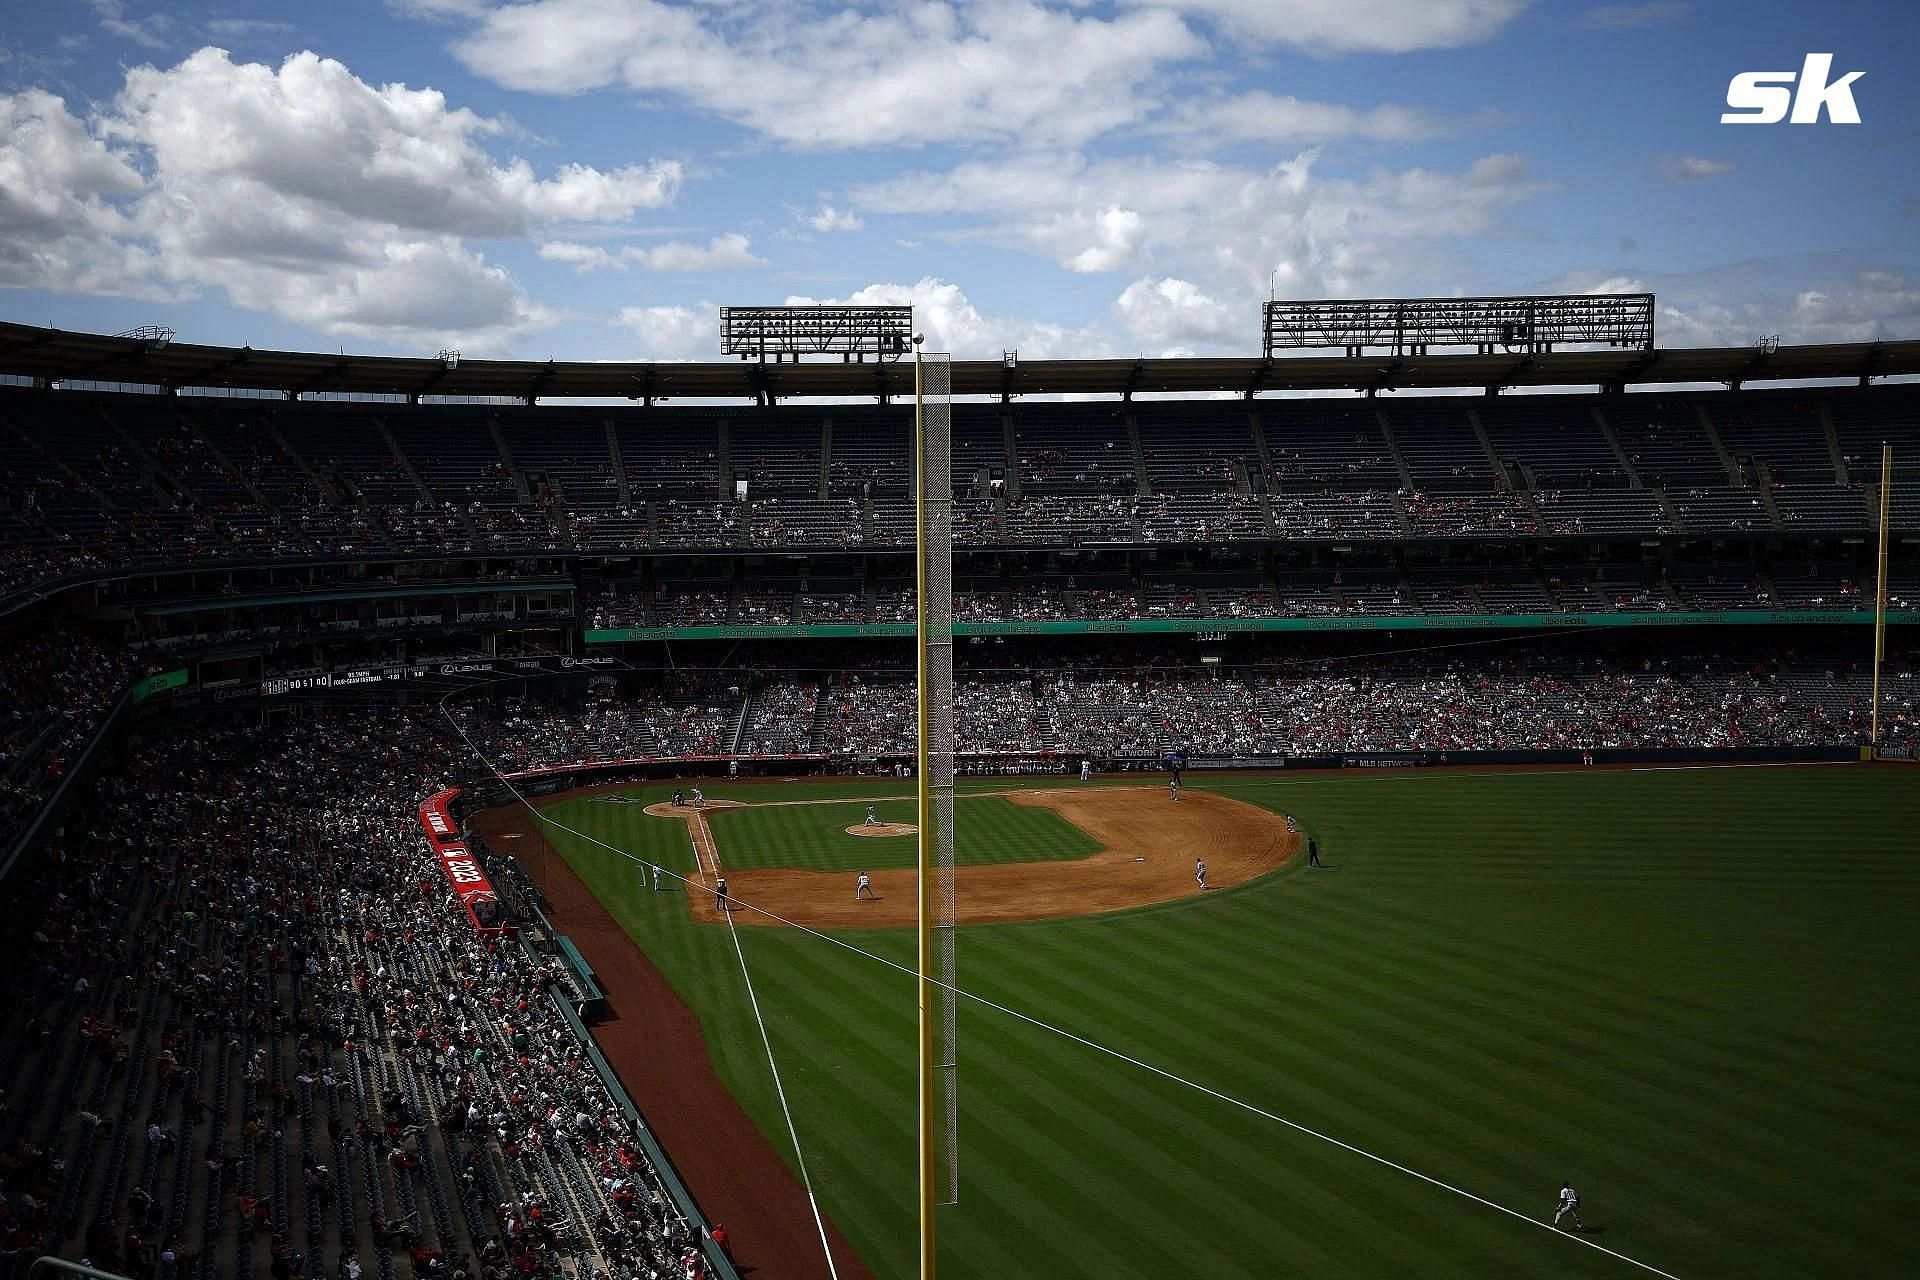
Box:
642, 800, 747, 818
846, 821, 917, 837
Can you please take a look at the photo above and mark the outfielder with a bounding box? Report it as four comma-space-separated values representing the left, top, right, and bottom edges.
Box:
1553, 1182, 1583, 1231
856, 872, 876, 900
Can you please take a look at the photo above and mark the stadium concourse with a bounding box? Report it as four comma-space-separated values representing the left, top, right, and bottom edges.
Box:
2, 325, 1919, 1280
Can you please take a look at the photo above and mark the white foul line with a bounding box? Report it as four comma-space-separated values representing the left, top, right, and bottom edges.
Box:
704, 819, 843, 1280
436, 684, 1686, 1280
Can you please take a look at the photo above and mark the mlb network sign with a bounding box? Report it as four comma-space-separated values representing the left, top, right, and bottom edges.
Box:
1723, 54, 1863, 124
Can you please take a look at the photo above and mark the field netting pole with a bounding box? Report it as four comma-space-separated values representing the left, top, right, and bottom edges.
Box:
1870, 442, 1891, 758
915, 347, 958, 1280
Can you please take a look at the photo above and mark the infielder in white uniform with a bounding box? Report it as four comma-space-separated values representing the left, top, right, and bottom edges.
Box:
1080, 759, 1092, 782
650, 864, 661, 892
1553, 1182, 1583, 1230
856, 872, 876, 900
1194, 857, 1208, 890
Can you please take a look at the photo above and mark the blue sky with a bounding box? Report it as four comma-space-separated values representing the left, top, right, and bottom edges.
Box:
0, 0, 1913, 361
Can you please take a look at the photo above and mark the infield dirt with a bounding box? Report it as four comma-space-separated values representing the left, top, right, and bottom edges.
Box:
669, 785, 1299, 929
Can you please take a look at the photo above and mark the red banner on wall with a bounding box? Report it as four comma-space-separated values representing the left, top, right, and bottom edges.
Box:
419, 788, 508, 934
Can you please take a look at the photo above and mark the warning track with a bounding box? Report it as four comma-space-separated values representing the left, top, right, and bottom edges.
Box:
653, 785, 1299, 929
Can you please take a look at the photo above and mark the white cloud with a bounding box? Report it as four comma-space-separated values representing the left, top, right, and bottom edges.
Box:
852, 149, 1551, 300
1114, 277, 1241, 352
783, 278, 1106, 360
808, 205, 864, 233
1121, 0, 1530, 54
1064, 207, 1146, 273
110, 50, 679, 239
637, 233, 762, 271
92, 0, 172, 50
449, 0, 1205, 149
541, 232, 763, 272
1155, 91, 1461, 148
1654, 154, 1734, 184
1557, 260, 1920, 348
0, 89, 158, 297
616, 302, 716, 359
538, 241, 624, 272
0, 49, 686, 350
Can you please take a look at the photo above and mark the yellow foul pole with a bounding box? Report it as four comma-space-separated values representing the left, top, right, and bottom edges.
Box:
913, 349, 937, 1280
1870, 442, 1892, 757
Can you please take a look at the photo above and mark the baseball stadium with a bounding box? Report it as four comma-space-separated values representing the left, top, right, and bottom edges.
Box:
0, 306, 1916, 1280
2, 7, 1917, 1279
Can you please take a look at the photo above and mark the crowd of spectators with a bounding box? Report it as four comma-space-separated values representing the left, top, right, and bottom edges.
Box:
0, 634, 146, 848
4, 389, 1919, 606
410, 651, 1915, 768
1, 710, 724, 1280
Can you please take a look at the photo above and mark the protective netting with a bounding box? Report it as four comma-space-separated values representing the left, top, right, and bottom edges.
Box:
918, 351, 960, 1205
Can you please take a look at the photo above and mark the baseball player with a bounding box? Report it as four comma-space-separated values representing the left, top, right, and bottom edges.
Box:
1552, 1182, 1583, 1231
1169, 774, 1180, 801
714, 876, 729, 912
856, 872, 876, 900
1080, 759, 1092, 783
650, 864, 662, 892
865, 804, 882, 827
692, 786, 705, 808
672, 790, 684, 808
1285, 813, 1298, 834
1194, 857, 1208, 890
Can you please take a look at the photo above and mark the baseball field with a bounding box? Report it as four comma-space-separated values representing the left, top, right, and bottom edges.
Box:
476, 766, 1919, 1279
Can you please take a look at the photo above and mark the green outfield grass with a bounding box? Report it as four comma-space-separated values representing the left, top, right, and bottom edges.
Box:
536, 767, 1920, 1279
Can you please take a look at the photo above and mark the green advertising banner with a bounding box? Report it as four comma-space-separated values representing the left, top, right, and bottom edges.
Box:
584, 609, 1919, 644
130, 668, 190, 702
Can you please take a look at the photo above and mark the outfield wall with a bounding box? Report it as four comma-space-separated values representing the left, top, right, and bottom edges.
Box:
441, 744, 1867, 805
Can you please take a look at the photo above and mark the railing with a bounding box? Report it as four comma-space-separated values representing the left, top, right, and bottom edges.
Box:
0, 685, 132, 884
548, 998, 741, 1280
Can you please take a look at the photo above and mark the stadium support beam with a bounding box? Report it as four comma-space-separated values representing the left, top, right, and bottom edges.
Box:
290, 359, 353, 399
409, 364, 450, 404
1860, 340, 1887, 387
523, 360, 558, 406
1605, 349, 1665, 394
1242, 359, 1272, 401
1363, 356, 1408, 397
1124, 358, 1146, 402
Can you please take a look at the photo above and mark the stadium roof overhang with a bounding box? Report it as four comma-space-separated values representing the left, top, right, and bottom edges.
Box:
1, 321, 1915, 403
